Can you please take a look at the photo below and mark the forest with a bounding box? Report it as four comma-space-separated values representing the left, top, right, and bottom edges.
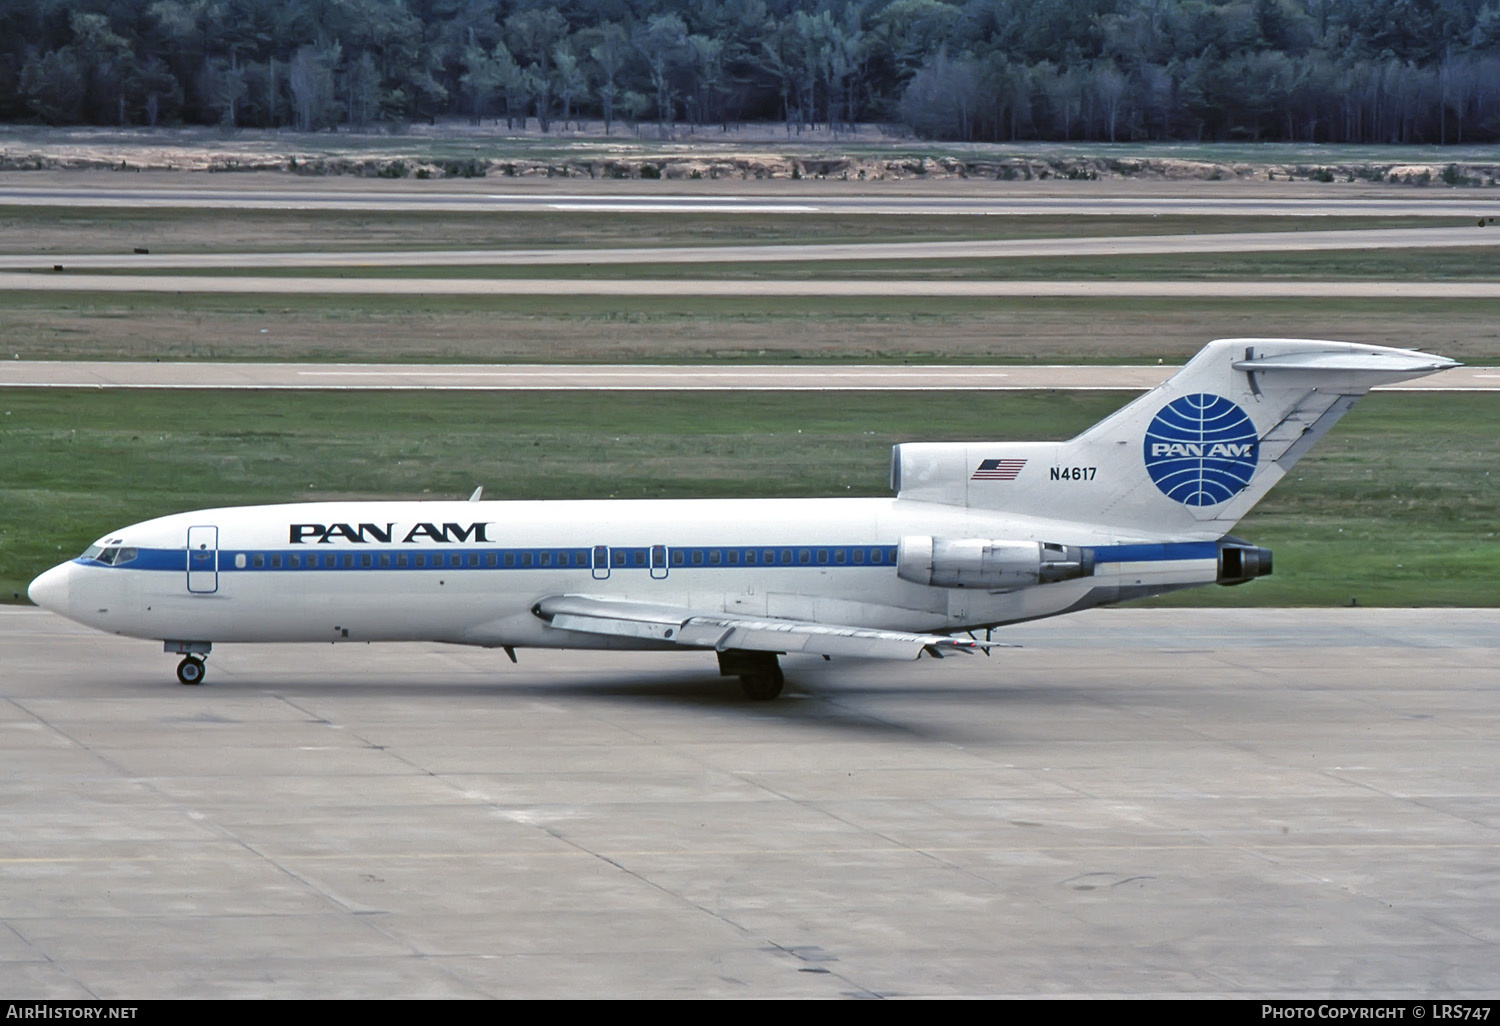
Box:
3, 0, 1499, 144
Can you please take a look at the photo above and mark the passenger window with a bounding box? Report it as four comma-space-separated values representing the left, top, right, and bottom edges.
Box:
799, 549, 810, 564
252, 553, 265, 568
290, 553, 302, 568
342, 554, 353, 568
709, 550, 721, 565
853, 549, 864, 564
380, 554, 391, 568
834, 550, 846, 564
692, 551, 704, 566
361, 554, 372, 568
504, 553, 515, 567
235, 554, 247, 569
817, 549, 828, 564
468, 553, 479, 567
486, 553, 497, 567
728, 550, 739, 565
415, 554, 426, 568
672, 551, 684, 566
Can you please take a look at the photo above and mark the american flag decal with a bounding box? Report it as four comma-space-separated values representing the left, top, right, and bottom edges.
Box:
972, 458, 1027, 481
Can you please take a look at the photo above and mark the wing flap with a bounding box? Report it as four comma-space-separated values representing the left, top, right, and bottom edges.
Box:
535, 595, 980, 661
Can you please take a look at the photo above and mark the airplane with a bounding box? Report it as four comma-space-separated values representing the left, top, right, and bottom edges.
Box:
27, 338, 1456, 700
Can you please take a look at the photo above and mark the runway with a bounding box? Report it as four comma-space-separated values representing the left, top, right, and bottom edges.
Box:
4, 183, 1500, 217
3, 226, 1493, 270
3, 607, 1496, 998
6, 272, 1500, 298
1, 360, 1492, 391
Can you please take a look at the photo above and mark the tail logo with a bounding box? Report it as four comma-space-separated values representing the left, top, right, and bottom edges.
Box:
1143, 394, 1259, 506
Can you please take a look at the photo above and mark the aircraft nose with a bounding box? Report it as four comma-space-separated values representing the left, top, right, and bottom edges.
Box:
28, 563, 72, 612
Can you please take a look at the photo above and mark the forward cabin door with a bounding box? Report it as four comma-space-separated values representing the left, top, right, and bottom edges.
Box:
186, 525, 219, 594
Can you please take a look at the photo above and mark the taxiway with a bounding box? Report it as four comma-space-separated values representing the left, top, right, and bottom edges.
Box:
4, 182, 1500, 217
0, 361, 1492, 391
3, 607, 1497, 998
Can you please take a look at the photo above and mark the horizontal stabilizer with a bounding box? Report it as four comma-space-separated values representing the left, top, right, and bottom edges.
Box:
1231, 348, 1458, 378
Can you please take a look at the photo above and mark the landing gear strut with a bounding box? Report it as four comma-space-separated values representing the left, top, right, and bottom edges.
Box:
165, 641, 212, 686
717, 649, 785, 701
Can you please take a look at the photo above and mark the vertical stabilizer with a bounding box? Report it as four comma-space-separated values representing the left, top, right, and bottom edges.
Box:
892, 339, 1457, 540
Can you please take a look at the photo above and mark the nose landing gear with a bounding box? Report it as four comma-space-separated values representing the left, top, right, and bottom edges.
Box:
165, 640, 213, 686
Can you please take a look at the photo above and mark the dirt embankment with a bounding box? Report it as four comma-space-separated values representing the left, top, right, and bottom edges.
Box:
5, 151, 1499, 187
2, 126, 1498, 186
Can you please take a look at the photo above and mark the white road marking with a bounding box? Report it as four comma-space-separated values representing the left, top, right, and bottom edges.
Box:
5, 273, 1500, 297
546, 202, 819, 212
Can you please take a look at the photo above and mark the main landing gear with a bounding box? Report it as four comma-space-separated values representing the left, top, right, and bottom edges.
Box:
165, 641, 212, 686
717, 649, 785, 701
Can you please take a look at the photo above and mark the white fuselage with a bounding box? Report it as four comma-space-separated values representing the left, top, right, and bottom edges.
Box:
30, 496, 1218, 650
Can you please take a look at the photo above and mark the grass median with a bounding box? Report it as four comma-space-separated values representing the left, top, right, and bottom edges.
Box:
2, 388, 1494, 607
0, 206, 1469, 256
4, 292, 1497, 364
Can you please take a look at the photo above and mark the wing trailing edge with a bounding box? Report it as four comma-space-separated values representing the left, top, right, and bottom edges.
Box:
534, 595, 984, 660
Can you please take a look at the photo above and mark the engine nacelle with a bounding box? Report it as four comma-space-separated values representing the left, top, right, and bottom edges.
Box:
896, 536, 1095, 590
1217, 539, 1273, 585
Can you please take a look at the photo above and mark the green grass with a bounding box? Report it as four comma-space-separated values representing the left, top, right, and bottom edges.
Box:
58, 237, 1493, 287
0, 207, 1471, 255
2, 388, 1495, 606
69, 244, 1500, 282
3, 291, 1496, 364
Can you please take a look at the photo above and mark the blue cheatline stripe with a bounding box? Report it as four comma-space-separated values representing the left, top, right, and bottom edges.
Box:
78, 544, 907, 573
1092, 541, 1219, 563
78, 539, 1222, 573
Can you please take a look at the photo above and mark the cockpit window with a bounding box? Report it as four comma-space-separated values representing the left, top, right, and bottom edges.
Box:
92, 547, 139, 566
81, 544, 105, 560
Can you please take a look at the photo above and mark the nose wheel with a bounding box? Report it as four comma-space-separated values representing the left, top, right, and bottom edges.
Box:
176, 656, 206, 686
165, 641, 212, 685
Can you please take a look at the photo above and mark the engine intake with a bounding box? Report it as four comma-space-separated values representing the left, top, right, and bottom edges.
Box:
1217, 539, 1273, 585
897, 536, 1094, 590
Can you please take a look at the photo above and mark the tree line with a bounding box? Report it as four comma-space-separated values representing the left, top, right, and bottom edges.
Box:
3, 0, 1498, 144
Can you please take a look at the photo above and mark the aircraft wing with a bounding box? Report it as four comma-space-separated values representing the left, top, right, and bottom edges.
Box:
534, 595, 988, 660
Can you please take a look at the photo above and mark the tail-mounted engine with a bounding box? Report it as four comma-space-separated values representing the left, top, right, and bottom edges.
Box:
896, 536, 1094, 590
1217, 538, 1273, 585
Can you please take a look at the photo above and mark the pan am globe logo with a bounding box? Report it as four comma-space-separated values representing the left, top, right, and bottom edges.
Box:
1143, 394, 1260, 506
